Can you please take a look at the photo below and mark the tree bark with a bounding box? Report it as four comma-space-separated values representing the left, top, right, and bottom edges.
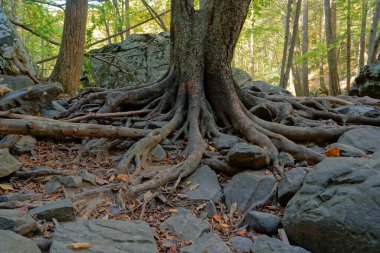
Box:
249, 8, 255, 79
280, 0, 293, 88
368, 0, 380, 64
111, 0, 124, 41
49, 0, 88, 96
359, 0, 368, 71
301, 0, 309, 96
346, 0, 351, 91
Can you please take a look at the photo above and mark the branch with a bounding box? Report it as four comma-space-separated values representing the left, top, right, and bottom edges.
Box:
27, 0, 65, 10
140, 0, 168, 31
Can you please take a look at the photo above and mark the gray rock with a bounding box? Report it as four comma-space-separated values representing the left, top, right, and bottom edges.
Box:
226, 143, 270, 170
80, 170, 97, 185
229, 236, 255, 253
60, 176, 82, 188
44, 178, 62, 194
224, 171, 276, 212
325, 143, 366, 157
150, 144, 167, 160
278, 167, 309, 206
12, 135, 36, 154
41, 109, 61, 119
245, 211, 281, 234
283, 156, 380, 253
337, 127, 380, 153
160, 207, 209, 241
335, 105, 380, 118
0, 148, 22, 178
206, 201, 217, 218
0, 75, 34, 90
0, 209, 36, 235
50, 220, 158, 253
212, 134, 240, 151
45, 101, 67, 113
0, 230, 41, 253
243, 81, 292, 96
233, 68, 252, 87
350, 58, 380, 99
29, 199, 76, 222
184, 165, 222, 202
279, 152, 295, 167
180, 233, 232, 253
251, 235, 310, 253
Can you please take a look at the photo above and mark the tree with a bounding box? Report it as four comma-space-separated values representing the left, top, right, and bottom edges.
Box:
359, 0, 368, 71
346, 0, 351, 91
301, 0, 309, 96
279, 0, 293, 88
368, 0, 380, 64
49, 0, 88, 96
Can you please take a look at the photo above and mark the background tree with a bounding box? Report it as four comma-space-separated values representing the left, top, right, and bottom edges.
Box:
367, 0, 380, 64
301, 0, 309, 96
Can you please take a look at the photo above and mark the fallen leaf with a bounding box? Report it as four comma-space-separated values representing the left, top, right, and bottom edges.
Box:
108, 175, 115, 182
169, 208, 178, 213
229, 202, 237, 215
213, 213, 223, 222
144, 191, 153, 200
238, 228, 247, 236
96, 176, 108, 185
208, 145, 216, 152
324, 146, 340, 157
116, 174, 129, 182
102, 213, 109, 220
189, 184, 200, 191
186, 180, 192, 185
220, 223, 230, 229
168, 245, 177, 253
66, 242, 90, 250
0, 183, 14, 191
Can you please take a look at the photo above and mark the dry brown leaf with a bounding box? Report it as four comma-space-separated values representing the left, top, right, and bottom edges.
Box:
168, 208, 178, 213
116, 174, 129, 182
0, 183, 14, 191
220, 223, 230, 229
208, 145, 216, 152
66, 242, 90, 250
324, 146, 341, 157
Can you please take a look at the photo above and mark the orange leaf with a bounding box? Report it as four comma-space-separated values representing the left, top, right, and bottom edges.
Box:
116, 174, 129, 182
66, 242, 90, 250
324, 146, 340, 157
238, 228, 247, 236
168, 245, 177, 253
213, 213, 223, 222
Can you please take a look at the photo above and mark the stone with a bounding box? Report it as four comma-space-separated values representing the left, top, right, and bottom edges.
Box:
60, 176, 82, 188
44, 178, 62, 194
325, 143, 366, 157
0, 209, 36, 235
50, 220, 158, 253
337, 127, 380, 153
243, 81, 292, 96
233, 68, 252, 87
28, 199, 76, 222
44, 101, 67, 113
212, 134, 240, 151
80, 170, 97, 185
150, 144, 167, 160
184, 165, 222, 202
41, 109, 61, 119
0, 75, 34, 90
245, 211, 281, 234
226, 143, 270, 170
180, 233, 232, 253
206, 201, 217, 218
160, 207, 209, 241
279, 152, 295, 167
350, 57, 380, 99
0, 148, 22, 178
224, 171, 276, 212
251, 235, 310, 253
229, 236, 255, 253
278, 167, 309, 206
0, 230, 41, 253
12, 135, 36, 154
283, 156, 380, 253
335, 105, 380, 118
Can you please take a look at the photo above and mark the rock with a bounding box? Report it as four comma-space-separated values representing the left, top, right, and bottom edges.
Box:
0, 83, 63, 114
212, 134, 240, 151
0, 192, 41, 203
29, 199, 76, 222
278, 167, 309, 206
180, 233, 232, 253
233, 68, 252, 87
325, 143, 366, 157
0, 75, 34, 90
160, 207, 209, 241
0, 209, 36, 235
337, 127, 380, 153
224, 171, 276, 212
243, 81, 292, 96
50, 220, 158, 253
184, 165, 222, 202
80, 170, 97, 185
229, 236, 255, 253
150, 144, 167, 160
251, 235, 310, 253
41, 109, 61, 119
245, 211, 281, 234
350, 57, 380, 98
335, 105, 380, 118
44, 178, 62, 194
279, 152, 295, 167
0, 230, 41, 253
226, 143, 270, 170
206, 201, 217, 218
0, 11, 36, 76
0, 148, 22, 178
60, 176, 82, 188
283, 156, 380, 253
45, 101, 67, 113
11, 135, 36, 154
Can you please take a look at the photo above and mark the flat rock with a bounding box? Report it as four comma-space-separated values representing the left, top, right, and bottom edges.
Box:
229, 236, 255, 253
0, 148, 22, 178
224, 171, 276, 212
160, 207, 209, 241
0, 75, 34, 90
226, 143, 270, 170
335, 105, 380, 118
80, 170, 97, 185
283, 156, 380, 253
150, 144, 167, 160
245, 211, 281, 234
278, 167, 309, 206
12, 135, 36, 154
44, 178, 62, 194
0, 230, 41, 253
279, 152, 295, 167
337, 127, 380, 153
180, 233, 232, 253
50, 220, 158, 253
28, 199, 76, 222
0, 209, 36, 235
60, 176, 82, 187
251, 235, 310, 253
243, 81, 292, 96
212, 134, 240, 150
184, 165, 222, 202
325, 143, 366, 157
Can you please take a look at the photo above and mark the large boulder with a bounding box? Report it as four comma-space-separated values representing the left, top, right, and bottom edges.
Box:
251, 235, 310, 253
337, 127, 380, 153
0, 75, 34, 90
0, 230, 41, 253
243, 81, 292, 96
282, 155, 380, 253
350, 57, 380, 98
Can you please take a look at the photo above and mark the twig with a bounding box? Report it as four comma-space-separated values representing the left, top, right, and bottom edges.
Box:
65, 109, 152, 123
10, 19, 60, 45
13, 57, 41, 84
12, 168, 72, 178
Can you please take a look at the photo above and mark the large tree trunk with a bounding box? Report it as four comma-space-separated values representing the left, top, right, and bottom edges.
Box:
301, 0, 309, 96
368, 0, 380, 64
279, 0, 293, 88
359, 0, 368, 71
346, 0, 351, 91
49, 0, 88, 96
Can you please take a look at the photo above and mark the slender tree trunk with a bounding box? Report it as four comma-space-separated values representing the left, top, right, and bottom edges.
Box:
293, 35, 303, 96
125, 0, 130, 36
346, 0, 351, 91
111, 0, 124, 41
105, 20, 112, 44
368, 0, 380, 64
49, 0, 88, 96
301, 0, 309, 96
280, 0, 293, 88
359, 0, 368, 71
249, 8, 255, 79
